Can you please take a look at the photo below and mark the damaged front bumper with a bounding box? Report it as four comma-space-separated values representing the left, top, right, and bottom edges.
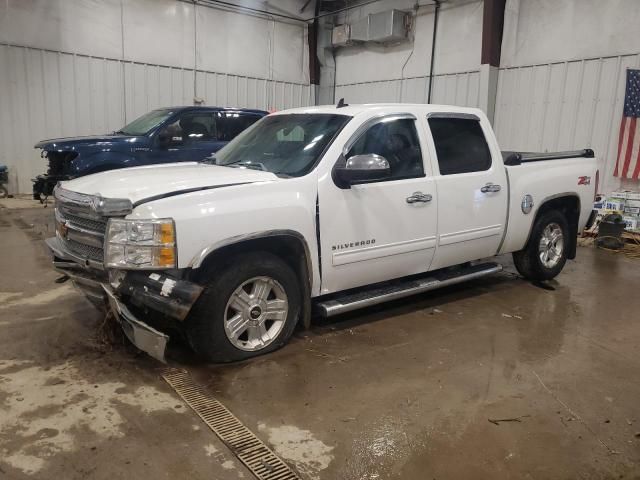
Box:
103, 286, 169, 362
33, 173, 70, 200
46, 237, 204, 362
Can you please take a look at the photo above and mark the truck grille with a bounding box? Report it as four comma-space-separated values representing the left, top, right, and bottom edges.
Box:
54, 190, 109, 266
65, 238, 105, 262
59, 209, 108, 234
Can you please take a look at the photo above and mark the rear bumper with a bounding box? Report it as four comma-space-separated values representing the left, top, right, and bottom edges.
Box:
46, 237, 204, 362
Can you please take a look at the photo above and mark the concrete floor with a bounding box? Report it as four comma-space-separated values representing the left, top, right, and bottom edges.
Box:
1, 199, 639, 479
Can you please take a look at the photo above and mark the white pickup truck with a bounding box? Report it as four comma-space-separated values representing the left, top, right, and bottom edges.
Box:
47, 103, 597, 362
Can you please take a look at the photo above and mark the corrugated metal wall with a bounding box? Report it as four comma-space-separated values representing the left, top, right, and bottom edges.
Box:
334, 71, 481, 107
494, 53, 640, 192
0, 43, 313, 194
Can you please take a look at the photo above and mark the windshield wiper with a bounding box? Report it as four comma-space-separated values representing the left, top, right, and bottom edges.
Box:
228, 161, 267, 171
224, 158, 249, 166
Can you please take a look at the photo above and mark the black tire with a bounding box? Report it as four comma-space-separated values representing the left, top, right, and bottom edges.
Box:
185, 252, 301, 363
0, 185, 7, 199
513, 209, 569, 281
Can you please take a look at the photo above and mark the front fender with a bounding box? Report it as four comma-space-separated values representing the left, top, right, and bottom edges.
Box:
186, 230, 314, 330
126, 175, 322, 295
72, 151, 138, 176
190, 229, 313, 279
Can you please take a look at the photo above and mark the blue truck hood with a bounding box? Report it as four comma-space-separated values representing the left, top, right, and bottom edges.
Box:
34, 135, 141, 151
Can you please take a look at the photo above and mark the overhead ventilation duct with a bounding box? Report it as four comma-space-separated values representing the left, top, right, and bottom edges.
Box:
331, 9, 411, 47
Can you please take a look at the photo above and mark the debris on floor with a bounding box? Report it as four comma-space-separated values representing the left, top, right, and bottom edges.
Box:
584, 190, 640, 258
488, 415, 531, 426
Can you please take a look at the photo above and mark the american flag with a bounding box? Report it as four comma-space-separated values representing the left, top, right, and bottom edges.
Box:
614, 69, 640, 179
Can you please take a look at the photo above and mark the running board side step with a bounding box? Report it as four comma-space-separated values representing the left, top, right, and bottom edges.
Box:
315, 262, 503, 317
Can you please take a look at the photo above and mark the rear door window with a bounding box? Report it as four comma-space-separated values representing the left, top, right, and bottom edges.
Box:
428, 117, 492, 175
161, 113, 217, 145
217, 112, 263, 141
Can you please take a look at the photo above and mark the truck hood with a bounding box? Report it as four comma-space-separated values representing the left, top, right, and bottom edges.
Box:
35, 135, 140, 151
61, 162, 279, 205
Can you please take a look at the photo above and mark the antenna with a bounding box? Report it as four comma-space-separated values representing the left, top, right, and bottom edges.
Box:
336, 98, 348, 108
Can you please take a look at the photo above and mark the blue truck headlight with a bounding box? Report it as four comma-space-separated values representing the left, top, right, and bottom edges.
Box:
105, 218, 176, 269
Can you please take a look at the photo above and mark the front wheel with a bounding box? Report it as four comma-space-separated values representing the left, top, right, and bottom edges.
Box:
513, 210, 569, 281
185, 252, 301, 362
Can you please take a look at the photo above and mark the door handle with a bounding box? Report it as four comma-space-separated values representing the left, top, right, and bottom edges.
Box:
406, 192, 433, 204
480, 183, 501, 193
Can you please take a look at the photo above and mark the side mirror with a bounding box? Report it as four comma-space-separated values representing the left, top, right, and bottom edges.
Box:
157, 130, 182, 148
333, 154, 391, 188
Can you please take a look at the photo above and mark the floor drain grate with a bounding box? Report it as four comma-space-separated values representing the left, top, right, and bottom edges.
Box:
162, 367, 300, 480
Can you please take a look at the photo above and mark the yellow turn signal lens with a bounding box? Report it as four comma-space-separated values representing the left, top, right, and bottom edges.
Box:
157, 247, 176, 267
158, 222, 175, 244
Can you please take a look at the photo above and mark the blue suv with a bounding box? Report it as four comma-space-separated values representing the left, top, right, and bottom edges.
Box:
33, 106, 268, 199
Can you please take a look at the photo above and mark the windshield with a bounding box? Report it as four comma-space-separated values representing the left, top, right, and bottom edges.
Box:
214, 114, 351, 177
118, 108, 175, 136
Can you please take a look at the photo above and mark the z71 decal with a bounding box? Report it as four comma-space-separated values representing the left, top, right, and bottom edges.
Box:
578, 176, 591, 185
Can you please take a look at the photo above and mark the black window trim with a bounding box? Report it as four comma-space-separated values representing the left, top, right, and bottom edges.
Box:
427, 114, 494, 176
342, 113, 417, 154
333, 113, 427, 187
426, 112, 481, 121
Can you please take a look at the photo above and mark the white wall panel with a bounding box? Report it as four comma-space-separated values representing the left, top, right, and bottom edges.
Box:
334, 71, 480, 107
0, 0, 310, 83
196, 6, 268, 79
123, 0, 195, 68
0, 0, 122, 58
272, 21, 309, 85
195, 5, 308, 85
502, 0, 640, 68
494, 54, 640, 193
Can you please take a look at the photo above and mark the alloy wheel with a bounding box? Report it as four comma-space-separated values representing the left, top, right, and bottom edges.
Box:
223, 276, 288, 351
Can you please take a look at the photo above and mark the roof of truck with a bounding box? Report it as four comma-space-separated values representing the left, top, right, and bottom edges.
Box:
272, 103, 483, 118
159, 106, 269, 115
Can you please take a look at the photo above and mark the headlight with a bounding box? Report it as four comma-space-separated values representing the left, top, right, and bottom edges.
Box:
105, 218, 176, 269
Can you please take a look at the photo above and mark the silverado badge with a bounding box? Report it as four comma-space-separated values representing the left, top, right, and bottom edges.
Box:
332, 239, 376, 251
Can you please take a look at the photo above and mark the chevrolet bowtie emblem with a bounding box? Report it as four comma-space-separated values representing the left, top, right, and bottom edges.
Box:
90, 196, 104, 213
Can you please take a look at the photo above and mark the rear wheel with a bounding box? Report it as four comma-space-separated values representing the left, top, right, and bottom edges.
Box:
513, 210, 569, 281
186, 252, 301, 362
0, 185, 7, 199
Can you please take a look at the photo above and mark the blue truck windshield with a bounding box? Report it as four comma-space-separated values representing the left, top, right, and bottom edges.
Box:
119, 109, 175, 136
215, 114, 351, 177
